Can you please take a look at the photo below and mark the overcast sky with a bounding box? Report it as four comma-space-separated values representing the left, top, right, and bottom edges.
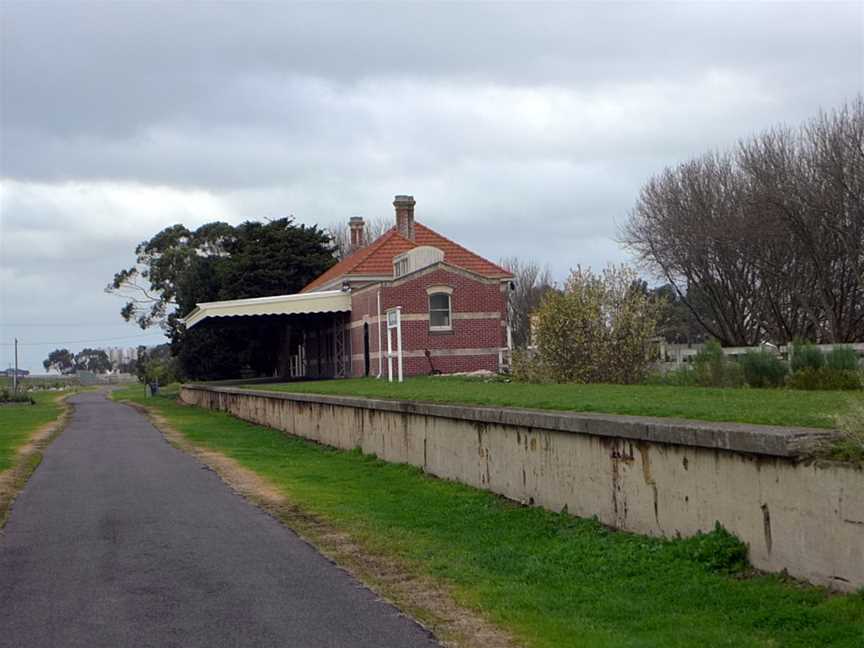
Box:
1, 1, 862, 372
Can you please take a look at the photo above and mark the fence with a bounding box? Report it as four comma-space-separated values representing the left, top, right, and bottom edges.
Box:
656, 341, 864, 368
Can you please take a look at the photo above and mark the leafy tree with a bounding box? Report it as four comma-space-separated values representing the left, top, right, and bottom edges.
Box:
43, 348, 75, 374
74, 348, 112, 373
107, 222, 236, 329
649, 284, 713, 345
218, 219, 336, 301
109, 218, 335, 380
136, 344, 181, 385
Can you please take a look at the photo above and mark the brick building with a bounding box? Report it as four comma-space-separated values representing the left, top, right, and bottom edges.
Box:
184, 195, 514, 379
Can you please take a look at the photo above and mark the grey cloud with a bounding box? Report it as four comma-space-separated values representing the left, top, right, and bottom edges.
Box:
3, 3, 860, 139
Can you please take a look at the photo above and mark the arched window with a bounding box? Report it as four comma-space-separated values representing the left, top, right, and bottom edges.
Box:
427, 287, 453, 331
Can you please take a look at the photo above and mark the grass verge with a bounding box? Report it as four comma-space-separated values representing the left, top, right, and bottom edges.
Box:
243, 377, 850, 429
830, 396, 864, 462
0, 391, 72, 526
115, 384, 864, 647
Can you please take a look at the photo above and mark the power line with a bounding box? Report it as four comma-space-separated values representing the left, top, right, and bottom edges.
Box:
0, 322, 139, 328
0, 332, 168, 347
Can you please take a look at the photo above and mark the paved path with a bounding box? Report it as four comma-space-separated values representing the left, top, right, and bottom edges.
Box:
0, 392, 438, 648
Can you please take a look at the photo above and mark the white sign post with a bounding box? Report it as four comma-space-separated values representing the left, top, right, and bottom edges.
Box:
386, 307, 403, 383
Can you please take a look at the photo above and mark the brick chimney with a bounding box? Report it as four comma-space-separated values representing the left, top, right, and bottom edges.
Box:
393, 195, 416, 241
348, 216, 365, 253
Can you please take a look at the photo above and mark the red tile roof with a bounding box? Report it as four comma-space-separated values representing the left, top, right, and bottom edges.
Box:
301, 222, 512, 293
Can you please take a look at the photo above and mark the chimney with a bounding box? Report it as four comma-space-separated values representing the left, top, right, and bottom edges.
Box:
348, 216, 365, 253
393, 195, 416, 241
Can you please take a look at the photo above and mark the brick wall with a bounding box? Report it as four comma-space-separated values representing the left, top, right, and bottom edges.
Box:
348, 287, 381, 377
347, 265, 508, 377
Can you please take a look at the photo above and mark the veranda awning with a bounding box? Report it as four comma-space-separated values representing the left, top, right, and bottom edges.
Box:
182, 290, 351, 329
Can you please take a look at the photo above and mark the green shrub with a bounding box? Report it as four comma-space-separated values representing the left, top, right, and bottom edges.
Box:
739, 350, 788, 388
510, 350, 552, 384
790, 341, 824, 372
671, 522, 749, 574
530, 265, 661, 384
693, 341, 723, 385
786, 367, 862, 391
0, 388, 35, 404
825, 345, 860, 371
140, 356, 181, 386
643, 366, 698, 387
692, 341, 744, 387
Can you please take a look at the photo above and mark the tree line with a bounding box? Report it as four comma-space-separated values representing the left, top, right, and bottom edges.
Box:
42, 348, 130, 374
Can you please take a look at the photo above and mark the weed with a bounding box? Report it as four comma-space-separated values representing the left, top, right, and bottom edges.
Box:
671, 522, 749, 574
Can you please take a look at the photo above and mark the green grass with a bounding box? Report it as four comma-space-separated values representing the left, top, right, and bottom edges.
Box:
115, 385, 864, 647
0, 392, 65, 471
244, 377, 853, 429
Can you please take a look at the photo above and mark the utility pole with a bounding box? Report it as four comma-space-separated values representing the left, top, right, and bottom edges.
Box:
12, 338, 19, 393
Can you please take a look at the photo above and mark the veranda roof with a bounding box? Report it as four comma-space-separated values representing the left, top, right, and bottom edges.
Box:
183, 290, 351, 329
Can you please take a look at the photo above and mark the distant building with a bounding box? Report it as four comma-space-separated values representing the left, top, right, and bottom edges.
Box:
104, 346, 139, 367
101, 346, 140, 373
184, 194, 514, 378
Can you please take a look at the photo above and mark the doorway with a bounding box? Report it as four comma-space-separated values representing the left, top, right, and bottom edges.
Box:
363, 322, 370, 376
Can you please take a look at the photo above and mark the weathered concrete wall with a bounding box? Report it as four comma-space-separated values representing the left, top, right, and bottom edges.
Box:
180, 385, 863, 592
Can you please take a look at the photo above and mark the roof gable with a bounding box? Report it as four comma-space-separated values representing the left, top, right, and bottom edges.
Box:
413, 223, 511, 278
301, 221, 511, 292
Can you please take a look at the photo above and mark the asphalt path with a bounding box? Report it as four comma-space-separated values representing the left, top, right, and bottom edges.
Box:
0, 391, 439, 648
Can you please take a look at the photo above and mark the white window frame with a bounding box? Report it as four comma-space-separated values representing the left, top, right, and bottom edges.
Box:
427, 286, 454, 331
394, 257, 410, 278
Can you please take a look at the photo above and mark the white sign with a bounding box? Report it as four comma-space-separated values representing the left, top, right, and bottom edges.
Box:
385, 307, 403, 382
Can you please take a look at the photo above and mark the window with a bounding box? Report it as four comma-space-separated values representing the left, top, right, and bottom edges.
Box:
429, 292, 452, 330
394, 257, 409, 278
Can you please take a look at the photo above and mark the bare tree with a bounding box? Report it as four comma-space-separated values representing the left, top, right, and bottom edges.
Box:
499, 257, 555, 348
623, 153, 765, 345
327, 216, 392, 259
623, 96, 864, 345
